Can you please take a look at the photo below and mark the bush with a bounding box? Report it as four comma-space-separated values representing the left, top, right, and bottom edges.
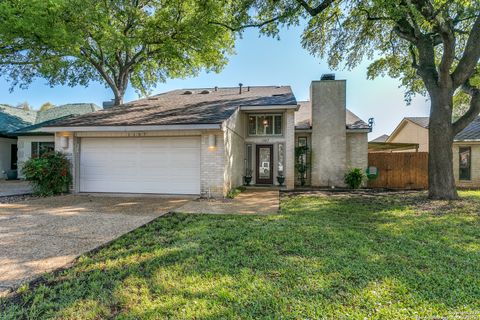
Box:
344, 168, 366, 189
22, 152, 72, 196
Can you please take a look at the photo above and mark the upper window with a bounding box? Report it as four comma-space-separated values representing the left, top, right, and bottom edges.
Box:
248, 114, 282, 135
31, 142, 54, 159
459, 147, 471, 180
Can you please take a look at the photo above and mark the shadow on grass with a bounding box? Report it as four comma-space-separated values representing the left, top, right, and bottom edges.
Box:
1, 192, 480, 319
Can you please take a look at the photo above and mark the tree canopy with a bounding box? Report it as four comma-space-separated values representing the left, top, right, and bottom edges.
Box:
0, 0, 236, 105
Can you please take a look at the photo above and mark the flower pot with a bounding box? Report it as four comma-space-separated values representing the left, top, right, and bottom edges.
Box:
244, 176, 252, 186
277, 176, 285, 186
6, 169, 17, 180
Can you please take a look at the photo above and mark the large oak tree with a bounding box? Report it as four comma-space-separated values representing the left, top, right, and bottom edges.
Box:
0, 0, 235, 105
231, 0, 480, 199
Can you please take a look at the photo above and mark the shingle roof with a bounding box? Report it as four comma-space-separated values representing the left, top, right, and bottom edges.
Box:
0, 104, 37, 135
35, 103, 99, 124
406, 117, 429, 128
295, 101, 370, 130
0, 103, 100, 135
455, 116, 480, 141
370, 134, 390, 142
46, 86, 297, 127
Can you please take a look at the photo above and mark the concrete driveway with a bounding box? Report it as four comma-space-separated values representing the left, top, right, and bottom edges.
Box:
0, 195, 190, 296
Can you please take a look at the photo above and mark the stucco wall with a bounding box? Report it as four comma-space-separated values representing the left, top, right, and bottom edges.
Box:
453, 143, 480, 188
389, 121, 429, 152
0, 137, 16, 175
223, 109, 245, 193
310, 80, 347, 187
17, 135, 55, 178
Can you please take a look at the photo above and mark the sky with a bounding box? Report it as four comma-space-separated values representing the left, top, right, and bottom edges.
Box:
0, 24, 430, 139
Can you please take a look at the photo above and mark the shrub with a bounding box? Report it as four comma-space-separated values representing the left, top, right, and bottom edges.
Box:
344, 168, 366, 189
22, 152, 72, 196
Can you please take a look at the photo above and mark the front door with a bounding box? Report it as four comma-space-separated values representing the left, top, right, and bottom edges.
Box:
256, 145, 273, 184
10, 144, 17, 170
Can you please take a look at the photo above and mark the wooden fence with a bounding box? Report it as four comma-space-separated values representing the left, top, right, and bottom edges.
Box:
367, 152, 428, 189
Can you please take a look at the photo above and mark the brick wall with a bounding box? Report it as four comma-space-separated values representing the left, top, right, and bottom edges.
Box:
200, 131, 227, 197
346, 132, 368, 170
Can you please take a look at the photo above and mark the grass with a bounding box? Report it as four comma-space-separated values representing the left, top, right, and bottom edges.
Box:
1, 191, 480, 319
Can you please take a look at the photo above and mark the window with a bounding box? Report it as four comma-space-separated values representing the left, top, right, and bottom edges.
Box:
459, 147, 471, 180
245, 144, 253, 175
31, 142, 54, 159
278, 143, 285, 175
248, 114, 282, 135
298, 137, 307, 147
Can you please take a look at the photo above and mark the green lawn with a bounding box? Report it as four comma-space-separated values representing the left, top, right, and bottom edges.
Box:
2, 191, 480, 319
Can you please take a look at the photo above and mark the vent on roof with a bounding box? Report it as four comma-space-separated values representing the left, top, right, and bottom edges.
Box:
183, 90, 193, 95
199, 90, 211, 94
321, 73, 335, 80
272, 93, 286, 97
147, 97, 158, 100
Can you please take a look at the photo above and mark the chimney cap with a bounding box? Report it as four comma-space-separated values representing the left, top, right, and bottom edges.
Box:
321, 73, 336, 80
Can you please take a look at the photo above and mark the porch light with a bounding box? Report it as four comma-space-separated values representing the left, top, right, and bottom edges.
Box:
60, 136, 69, 149
208, 134, 216, 150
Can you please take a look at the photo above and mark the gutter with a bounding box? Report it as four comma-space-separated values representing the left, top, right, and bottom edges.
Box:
38, 123, 223, 133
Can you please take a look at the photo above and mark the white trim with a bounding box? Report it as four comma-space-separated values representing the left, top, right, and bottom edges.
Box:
38, 124, 222, 133
240, 104, 299, 111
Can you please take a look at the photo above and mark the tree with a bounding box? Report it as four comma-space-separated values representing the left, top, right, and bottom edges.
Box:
230, 0, 480, 199
39, 102, 55, 112
0, 0, 235, 106
16, 102, 32, 111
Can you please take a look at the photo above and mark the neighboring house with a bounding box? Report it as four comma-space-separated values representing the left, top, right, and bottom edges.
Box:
0, 105, 37, 175
385, 117, 429, 152
41, 78, 370, 197
380, 115, 480, 188
0, 104, 100, 178
370, 134, 389, 142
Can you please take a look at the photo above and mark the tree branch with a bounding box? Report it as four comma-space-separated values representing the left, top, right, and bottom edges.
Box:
295, 0, 335, 16
453, 82, 480, 134
452, 13, 480, 88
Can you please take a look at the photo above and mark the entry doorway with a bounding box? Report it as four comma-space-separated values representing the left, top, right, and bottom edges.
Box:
256, 145, 273, 184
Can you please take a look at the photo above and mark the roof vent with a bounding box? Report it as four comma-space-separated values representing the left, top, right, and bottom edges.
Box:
321, 73, 335, 80
183, 90, 193, 95
239, 83, 243, 94
199, 90, 211, 94
214, 86, 218, 92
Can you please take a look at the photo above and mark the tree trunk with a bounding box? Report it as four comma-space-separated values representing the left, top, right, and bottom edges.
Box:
428, 90, 459, 200
113, 94, 124, 106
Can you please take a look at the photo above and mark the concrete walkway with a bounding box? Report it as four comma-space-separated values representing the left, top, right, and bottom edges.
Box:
0, 195, 189, 296
175, 189, 279, 215
0, 180, 32, 197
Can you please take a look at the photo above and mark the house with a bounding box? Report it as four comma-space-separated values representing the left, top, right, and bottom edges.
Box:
377, 115, 480, 188
370, 134, 389, 142
40, 78, 370, 197
0, 103, 100, 178
385, 117, 429, 152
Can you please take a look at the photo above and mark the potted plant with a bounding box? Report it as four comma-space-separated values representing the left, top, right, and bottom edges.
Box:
5, 169, 17, 180
277, 171, 285, 186
243, 168, 252, 186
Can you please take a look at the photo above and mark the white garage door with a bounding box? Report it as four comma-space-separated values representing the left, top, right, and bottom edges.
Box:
80, 137, 201, 194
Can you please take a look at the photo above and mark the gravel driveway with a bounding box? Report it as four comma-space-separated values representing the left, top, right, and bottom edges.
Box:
0, 195, 190, 296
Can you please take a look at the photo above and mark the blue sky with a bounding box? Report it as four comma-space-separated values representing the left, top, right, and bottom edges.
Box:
0, 24, 429, 139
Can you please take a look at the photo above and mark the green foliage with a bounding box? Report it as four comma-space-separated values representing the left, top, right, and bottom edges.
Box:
226, 186, 246, 199
344, 167, 366, 189
22, 152, 72, 196
0, 0, 235, 104
2, 191, 480, 318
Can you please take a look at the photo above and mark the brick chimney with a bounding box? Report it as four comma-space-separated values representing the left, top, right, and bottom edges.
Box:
310, 76, 347, 187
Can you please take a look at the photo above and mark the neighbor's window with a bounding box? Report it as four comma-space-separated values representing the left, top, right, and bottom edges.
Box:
248, 114, 282, 135
31, 142, 54, 159
459, 147, 471, 180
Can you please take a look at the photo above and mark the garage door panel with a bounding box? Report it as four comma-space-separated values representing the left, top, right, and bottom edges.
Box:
80, 137, 201, 194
